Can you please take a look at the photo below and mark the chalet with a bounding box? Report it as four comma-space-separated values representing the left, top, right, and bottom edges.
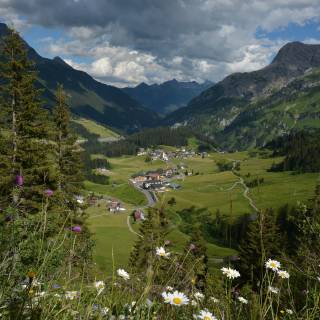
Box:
142, 180, 163, 190
133, 209, 145, 222
88, 196, 98, 206
137, 148, 147, 156
146, 172, 161, 181
108, 200, 125, 212
131, 175, 147, 183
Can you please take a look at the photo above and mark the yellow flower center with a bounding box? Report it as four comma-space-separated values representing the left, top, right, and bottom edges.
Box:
204, 317, 211, 320
173, 297, 182, 305
160, 252, 165, 256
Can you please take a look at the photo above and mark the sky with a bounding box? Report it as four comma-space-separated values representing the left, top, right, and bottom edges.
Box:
1, 0, 320, 87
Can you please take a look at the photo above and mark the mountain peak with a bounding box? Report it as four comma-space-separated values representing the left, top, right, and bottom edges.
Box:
53, 56, 70, 66
271, 41, 320, 68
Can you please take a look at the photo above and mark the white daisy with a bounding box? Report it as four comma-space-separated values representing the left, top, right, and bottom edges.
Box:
65, 291, 78, 300
162, 291, 171, 303
221, 267, 240, 279
237, 296, 248, 304
164, 290, 189, 306
101, 307, 109, 316
286, 309, 293, 315
268, 286, 279, 294
117, 269, 130, 280
194, 292, 205, 301
196, 310, 217, 320
277, 270, 290, 279
265, 259, 281, 271
94, 281, 105, 294
156, 246, 170, 258
191, 299, 198, 306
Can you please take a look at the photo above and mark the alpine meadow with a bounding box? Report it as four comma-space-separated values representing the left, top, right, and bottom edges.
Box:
1, 1, 320, 319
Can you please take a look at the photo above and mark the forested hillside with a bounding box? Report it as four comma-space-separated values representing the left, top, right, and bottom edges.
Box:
0, 23, 159, 131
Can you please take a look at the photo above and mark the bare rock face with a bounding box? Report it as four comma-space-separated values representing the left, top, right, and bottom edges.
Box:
165, 41, 320, 129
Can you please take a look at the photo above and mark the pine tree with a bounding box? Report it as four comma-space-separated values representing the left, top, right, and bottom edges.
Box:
183, 224, 208, 290
51, 84, 92, 267
0, 27, 55, 212
52, 84, 84, 211
129, 206, 168, 272
237, 209, 281, 285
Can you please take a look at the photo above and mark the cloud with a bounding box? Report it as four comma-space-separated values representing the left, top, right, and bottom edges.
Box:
1, 0, 320, 86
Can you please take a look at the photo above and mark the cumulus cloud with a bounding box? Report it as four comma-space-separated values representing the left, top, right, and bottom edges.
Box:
1, 0, 320, 86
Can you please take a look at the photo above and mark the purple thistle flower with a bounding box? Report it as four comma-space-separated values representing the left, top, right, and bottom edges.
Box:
15, 175, 24, 186
4, 215, 13, 222
44, 189, 54, 197
72, 226, 82, 233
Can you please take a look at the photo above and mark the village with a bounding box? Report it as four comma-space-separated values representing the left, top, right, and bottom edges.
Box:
137, 146, 207, 161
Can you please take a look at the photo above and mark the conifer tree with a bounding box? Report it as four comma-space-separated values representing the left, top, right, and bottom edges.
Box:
183, 225, 208, 290
0, 27, 55, 212
129, 206, 168, 272
52, 84, 84, 211
237, 209, 281, 285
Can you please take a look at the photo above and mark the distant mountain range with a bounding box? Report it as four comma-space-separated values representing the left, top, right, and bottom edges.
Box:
2, 22, 320, 148
123, 79, 213, 115
0, 23, 159, 132
164, 42, 320, 149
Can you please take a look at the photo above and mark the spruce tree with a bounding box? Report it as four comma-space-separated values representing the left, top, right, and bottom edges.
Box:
52, 84, 84, 211
237, 209, 281, 285
183, 225, 208, 290
129, 206, 168, 272
0, 27, 55, 212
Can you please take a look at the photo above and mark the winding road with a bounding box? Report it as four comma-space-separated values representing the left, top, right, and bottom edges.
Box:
126, 183, 158, 237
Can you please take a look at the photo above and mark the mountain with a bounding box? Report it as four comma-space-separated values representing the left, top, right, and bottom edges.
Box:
123, 79, 213, 115
0, 23, 159, 132
164, 42, 320, 149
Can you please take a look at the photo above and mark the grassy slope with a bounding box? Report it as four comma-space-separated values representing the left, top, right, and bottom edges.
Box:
72, 117, 120, 138
87, 203, 137, 273
85, 151, 318, 273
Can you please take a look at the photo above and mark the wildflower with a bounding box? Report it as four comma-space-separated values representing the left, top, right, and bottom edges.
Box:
265, 259, 280, 271
72, 225, 82, 233
221, 267, 240, 279
65, 291, 78, 300
237, 296, 248, 304
166, 286, 173, 291
44, 189, 54, 197
162, 291, 170, 303
194, 292, 205, 301
191, 299, 198, 306
101, 307, 109, 316
277, 270, 290, 279
195, 310, 217, 320
94, 281, 105, 295
117, 269, 130, 280
210, 297, 219, 303
268, 286, 279, 294
286, 309, 293, 315
163, 290, 189, 306
156, 246, 170, 258
15, 175, 24, 186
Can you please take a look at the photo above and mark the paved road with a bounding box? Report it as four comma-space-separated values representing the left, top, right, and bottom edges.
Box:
126, 182, 158, 237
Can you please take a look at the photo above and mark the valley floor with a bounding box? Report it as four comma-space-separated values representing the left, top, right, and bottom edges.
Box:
84, 151, 319, 274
